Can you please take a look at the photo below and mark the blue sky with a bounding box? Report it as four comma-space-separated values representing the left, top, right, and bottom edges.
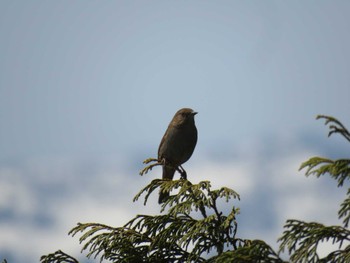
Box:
1, 1, 350, 262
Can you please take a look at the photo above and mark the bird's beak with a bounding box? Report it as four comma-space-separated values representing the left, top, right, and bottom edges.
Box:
192, 111, 198, 116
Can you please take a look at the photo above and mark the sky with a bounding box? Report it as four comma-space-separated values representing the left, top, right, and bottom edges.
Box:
1, 1, 350, 262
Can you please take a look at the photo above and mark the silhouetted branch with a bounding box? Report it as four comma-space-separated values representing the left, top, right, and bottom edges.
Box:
40, 250, 79, 263
317, 115, 350, 142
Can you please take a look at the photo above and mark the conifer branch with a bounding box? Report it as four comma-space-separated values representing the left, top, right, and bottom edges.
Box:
63, 179, 242, 262
279, 220, 350, 262
139, 158, 161, 175
317, 245, 350, 263
209, 240, 286, 263
339, 189, 350, 227
299, 157, 350, 187
317, 115, 350, 142
40, 250, 79, 263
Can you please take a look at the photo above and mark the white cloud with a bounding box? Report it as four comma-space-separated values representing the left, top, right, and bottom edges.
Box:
191, 158, 256, 196
0, 167, 38, 216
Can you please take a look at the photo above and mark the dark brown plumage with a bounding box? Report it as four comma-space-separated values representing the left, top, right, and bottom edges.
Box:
158, 108, 198, 203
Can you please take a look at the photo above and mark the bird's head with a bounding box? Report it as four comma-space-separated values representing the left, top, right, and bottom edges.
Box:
171, 108, 198, 127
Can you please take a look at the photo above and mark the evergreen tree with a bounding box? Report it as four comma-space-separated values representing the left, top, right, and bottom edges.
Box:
39, 115, 350, 263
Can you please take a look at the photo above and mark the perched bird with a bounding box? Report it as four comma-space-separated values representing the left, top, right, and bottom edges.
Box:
158, 108, 198, 203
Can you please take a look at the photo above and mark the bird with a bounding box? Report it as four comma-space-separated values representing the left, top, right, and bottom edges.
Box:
157, 108, 198, 203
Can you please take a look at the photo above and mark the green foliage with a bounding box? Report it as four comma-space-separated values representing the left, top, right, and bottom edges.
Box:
298, 115, 350, 228
279, 220, 350, 263
339, 189, 350, 228
40, 250, 79, 263
278, 115, 350, 262
316, 115, 350, 142
67, 179, 242, 262
40, 178, 283, 262
208, 240, 287, 263
300, 157, 350, 187
299, 115, 350, 188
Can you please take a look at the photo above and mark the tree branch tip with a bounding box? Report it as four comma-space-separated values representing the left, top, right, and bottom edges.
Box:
142, 157, 158, 164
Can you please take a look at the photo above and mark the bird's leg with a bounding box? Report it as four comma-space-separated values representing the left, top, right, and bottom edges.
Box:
160, 157, 167, 166
178, 165, 187, 180
162, 159, 187, 180
151, 158, 187, 180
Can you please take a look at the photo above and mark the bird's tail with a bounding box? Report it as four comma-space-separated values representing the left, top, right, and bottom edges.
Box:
158, 165, 176, 204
